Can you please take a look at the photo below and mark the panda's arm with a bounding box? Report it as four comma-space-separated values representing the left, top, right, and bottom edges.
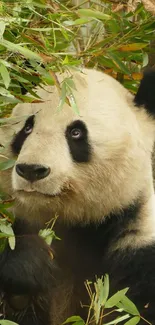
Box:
106, 246, 155, 324
0, 218, 58, 295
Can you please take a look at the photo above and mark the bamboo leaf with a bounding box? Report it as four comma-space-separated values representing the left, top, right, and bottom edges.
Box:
57, 82, 67, 111
0, 224, 13, 235
0, 86, 15, 98
63, 316, 84, 324
100, 274, 109, 305
8, 234, 15, 250
0, 159, 15, 171
0, 62, 10, 89
105, 288, 129, 308
104, 314, 130, 325
39, 228, 60, 245
0, 21, 6, 39
0, 39, 42, 62
65, 77, 77, 91
117, 295, 140, 316
68, 91, 79, 115
77, 9, 110, 21
124, 316, 140, 325
108, 52, 130, 75
142, 53, 149, 67
65, 18, 92, 26
0, 320, 18, 325
118, 43, 148, 52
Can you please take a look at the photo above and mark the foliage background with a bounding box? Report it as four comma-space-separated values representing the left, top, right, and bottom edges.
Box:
0, 0, 154, 119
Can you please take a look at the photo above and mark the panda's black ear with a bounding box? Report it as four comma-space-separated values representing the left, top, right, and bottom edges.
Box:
134, 69, 155, 117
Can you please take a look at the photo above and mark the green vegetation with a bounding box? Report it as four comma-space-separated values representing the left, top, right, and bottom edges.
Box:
0, 0, 154, 117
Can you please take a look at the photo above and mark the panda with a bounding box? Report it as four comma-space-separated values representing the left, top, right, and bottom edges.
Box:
0, 68, 155, 325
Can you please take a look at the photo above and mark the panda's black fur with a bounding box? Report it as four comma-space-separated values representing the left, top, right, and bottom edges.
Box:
1, 202, 154, 325
0, 69, 155, 325
134, 69, 155, 115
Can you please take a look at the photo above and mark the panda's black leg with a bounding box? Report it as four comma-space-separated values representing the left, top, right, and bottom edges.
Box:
0, 218, 58, 325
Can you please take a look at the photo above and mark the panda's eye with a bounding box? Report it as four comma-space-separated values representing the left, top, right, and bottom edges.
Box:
70, 128, 82, 139
24, 124, 33, 135
23, 115, 35, 135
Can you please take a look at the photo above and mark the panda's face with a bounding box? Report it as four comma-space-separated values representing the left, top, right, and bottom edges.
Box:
4, 69, 155, 224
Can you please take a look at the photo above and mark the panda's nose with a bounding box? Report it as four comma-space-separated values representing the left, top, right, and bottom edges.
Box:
16, 164, 51, 182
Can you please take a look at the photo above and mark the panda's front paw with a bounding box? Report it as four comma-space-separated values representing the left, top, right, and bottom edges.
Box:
0, 234, 58, 295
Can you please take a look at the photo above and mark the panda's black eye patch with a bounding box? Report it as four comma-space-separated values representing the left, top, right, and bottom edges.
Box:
11, 115, 35, 155
65, 120, 91, 163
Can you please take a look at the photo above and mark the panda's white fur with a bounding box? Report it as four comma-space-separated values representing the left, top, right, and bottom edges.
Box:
1, 68, 155, 325
1, 69, 155, 228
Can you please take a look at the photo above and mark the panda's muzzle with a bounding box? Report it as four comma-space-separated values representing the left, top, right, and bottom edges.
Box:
16, 163, 51, 182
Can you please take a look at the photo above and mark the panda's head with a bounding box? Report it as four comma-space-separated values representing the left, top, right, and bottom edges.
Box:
1, 69, 155, 225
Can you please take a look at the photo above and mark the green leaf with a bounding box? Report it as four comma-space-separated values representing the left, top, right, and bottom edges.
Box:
0, 21, 6, 39
0, 237, 7, 253
0, 59, 12, 68
39, 228, 60, 245
78, 9, 110, 21
98, 56, 115, 69
101, 274, 109, 305
68, 91, 79, 115
63, 316, 84, 324
0, 321, 18, 325
0, 62, 10, 89
0, 39, 42, 62
94, 275, 109, 308
0, 207, 15, 222
0, 202, 14, 209
0, 86, 15, 98
0, 96, 20, 104
142, 53, 149, 67
0, 159, 15, 171
107, 19, 120, 33
30, 28, 53, 31
62, 56, 69, 65
0, 116, 23, 124
59, 78, 79, 114
0, 233, 11, 238
8, 235, 15, 250
65, 18, 92, 26
57, 82, 67, 111
72, 322, 84, 325
117, 295, 140, 316
124, 316, 140, 325
65, 78, 77, 91
0, 223, 15, 250
108, 52, 130, 75
105, 288, 129, 308
11, 73, 30, 84
93, 275, 109, 323
118, 43, 148, 52
0, 224, 13, 236
104, 314, 130, 325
